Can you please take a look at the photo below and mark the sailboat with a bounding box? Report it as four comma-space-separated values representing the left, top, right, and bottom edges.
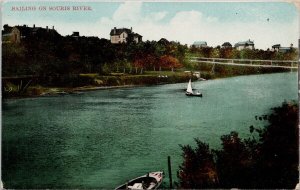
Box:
186, 79, 202, 97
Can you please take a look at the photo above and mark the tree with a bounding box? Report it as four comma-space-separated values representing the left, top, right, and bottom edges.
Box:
200, 47, 214, 58
178, 139, 218, 189
214, 132, 255, 188
2, 43, 27, 76
159, 55, 182, 71
254, 101, 298, 188
133, 59, 143, 74
220, 48, 233, 59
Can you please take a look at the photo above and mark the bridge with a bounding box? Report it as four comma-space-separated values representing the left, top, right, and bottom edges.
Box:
190, 57, 298, 70
2, 75, 38, 94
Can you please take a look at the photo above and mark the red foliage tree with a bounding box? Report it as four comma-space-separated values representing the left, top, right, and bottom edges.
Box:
133, 53, 159, 72
159, 55, 182, 71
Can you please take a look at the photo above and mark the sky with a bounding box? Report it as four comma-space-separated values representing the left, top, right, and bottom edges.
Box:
2, 1, 299, 49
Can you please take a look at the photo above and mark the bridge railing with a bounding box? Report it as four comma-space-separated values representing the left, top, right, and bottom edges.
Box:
190, 57, 298, 63
190, 57, 298, 67
2, 75, 39, 80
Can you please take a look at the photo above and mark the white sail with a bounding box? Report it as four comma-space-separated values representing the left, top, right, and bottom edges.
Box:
186, 79, 193, 94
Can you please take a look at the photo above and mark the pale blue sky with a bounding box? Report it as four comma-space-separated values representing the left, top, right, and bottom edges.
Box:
2, 1, 298, 49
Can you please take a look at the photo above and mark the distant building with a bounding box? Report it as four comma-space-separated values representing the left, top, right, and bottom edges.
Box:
2, 25, 20, 43
132, 33, 142, 43
272, 44, 293, 53
272, 44, 281, 52
221, 42, 232, 48
278, 47, 292, 53
2, 24, 60, 43
71, 31, 80, 37
193, 41, 207, 48
234, 39, 255, 50
110, 27, 142, 44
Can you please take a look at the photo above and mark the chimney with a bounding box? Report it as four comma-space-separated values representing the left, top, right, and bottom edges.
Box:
131, 27, 132, 32
114, 27, 116, 34
52, 26, 54, 30
33, 24, 35, 28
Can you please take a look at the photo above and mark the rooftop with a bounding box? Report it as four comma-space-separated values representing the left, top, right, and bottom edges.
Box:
193, 41, 207, 45
110, 27, 142, 37
235, 39, 254, 47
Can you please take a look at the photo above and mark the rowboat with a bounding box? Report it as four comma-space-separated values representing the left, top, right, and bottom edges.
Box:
115, 171, 164, 190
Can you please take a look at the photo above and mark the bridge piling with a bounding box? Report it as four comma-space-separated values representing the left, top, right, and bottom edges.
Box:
2, 75, 37, 94
21, 79, 33, 93
211, 63, 215, 74
19, 80, 23, 92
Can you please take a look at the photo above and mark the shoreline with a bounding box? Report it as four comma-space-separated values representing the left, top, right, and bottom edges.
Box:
3, 71, 295, 100
3, 82, 181, 100
3, 85, 141, 100
73, 84, 148, 92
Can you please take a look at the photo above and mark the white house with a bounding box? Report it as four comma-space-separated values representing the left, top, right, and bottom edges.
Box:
234, 39, 255, 50
110, 27, 142, 44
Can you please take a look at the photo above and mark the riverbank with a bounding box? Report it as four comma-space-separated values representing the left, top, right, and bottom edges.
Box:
3, 68, 295, 99
3, 71, 194, 98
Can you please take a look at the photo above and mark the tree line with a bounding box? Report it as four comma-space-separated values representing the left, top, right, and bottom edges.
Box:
190, 45, 298, 60
3, 32, 297, 79
2, 35, 187, 77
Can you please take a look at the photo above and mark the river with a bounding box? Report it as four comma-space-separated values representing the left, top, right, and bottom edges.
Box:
2, 72, 297, 189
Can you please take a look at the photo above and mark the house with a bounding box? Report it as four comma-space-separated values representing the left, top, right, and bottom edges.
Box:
110, 27, 142, 44
272, 44, 293, 53
2, 25, 21, 43
234, 39, 255, 50
272, 44, 281, 52
221, 42, 232, 48
2, 24, 60, 43
278, 47, 292, 53
193, 41, 207, 48
132, 33, 142, 43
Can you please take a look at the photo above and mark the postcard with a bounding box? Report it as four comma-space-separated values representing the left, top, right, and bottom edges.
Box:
1, 0, 299, 189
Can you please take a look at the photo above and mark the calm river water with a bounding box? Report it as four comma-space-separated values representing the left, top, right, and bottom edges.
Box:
2, 72, 297, 189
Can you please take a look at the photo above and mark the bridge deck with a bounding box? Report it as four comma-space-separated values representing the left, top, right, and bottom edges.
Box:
2, 75, 38, 80
191, 57, 298, 63
190, 57, 298, 69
